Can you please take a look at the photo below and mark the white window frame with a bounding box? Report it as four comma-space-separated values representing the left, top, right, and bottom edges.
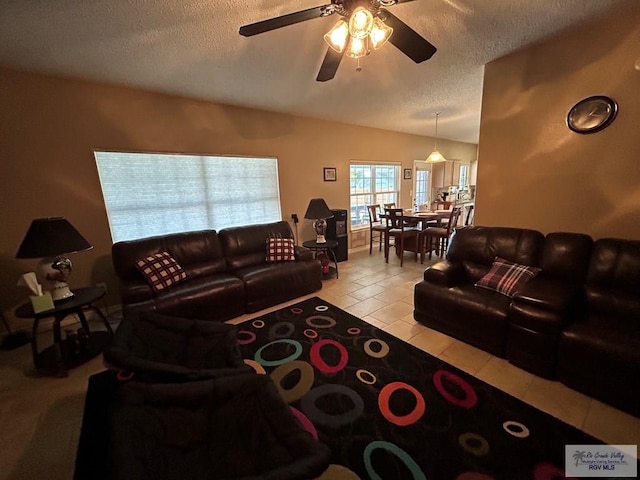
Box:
94, 151, 282, 243
459, 164, 469, 189
413, 160, 432, 208
349, 162, 401, 230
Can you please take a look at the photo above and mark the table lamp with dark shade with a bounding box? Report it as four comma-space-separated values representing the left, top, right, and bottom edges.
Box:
16, 217, 93, 301
304, 198, 333, 244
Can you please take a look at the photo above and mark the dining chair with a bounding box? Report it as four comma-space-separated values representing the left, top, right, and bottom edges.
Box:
384, 208, 420, 267
381, 203, 410, 233
419, 206, 463, 263
366, 204, 387, 254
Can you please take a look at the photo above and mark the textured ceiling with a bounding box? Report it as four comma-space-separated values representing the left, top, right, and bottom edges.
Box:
0, 0, 626, 144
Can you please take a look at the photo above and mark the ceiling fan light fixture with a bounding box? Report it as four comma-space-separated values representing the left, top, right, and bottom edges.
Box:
324, 19, 349, 52
349, 7, 374, 39
370, 17, 393, 49
346, 36, 368, 59
425, 112, 447, 163
238, 1, 438, 82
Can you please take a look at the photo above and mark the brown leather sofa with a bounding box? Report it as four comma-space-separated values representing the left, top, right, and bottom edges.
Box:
414, 226, 545, 358
507, 232, 593, 377
218, 222, 320, 313
414, 226, 639, 417
112, 221, 321, 321
557, 238, 640, 417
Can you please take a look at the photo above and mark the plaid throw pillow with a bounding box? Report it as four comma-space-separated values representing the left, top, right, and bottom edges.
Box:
136, 251, 188, 292
266, 238, 296, 262
475, 257, 541, 297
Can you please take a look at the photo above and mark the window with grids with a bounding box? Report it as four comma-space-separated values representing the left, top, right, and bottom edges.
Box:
349, 162, 400, 229
459, 164, 469, 189
414, 168, 430, 207
94, 151, 282, 243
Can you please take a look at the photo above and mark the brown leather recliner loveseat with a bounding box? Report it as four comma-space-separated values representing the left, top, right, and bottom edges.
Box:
112, 221, 322, 322
557, 238, 640, 418
414, 226, 640, 418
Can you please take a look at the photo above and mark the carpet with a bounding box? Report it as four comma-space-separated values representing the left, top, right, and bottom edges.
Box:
236, 296, 601, 480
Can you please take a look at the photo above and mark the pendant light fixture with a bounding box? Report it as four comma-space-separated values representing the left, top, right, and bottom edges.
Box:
426, 112, 446, 163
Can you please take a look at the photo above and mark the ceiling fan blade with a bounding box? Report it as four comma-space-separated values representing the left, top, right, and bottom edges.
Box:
380, 9, 437, 63
316, 47, 344, 82
240, 5, 333, 37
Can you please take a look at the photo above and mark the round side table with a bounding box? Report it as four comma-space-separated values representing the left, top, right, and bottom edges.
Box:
14, 286, 114, 377
302, 240, 339, 280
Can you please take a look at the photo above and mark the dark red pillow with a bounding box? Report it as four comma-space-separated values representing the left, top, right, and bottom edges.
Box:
136, 251, 187, 292
266, 238, 295, 262
475, 257, 541, 297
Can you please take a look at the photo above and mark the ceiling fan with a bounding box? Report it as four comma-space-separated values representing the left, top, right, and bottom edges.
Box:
239, 0, 437, 82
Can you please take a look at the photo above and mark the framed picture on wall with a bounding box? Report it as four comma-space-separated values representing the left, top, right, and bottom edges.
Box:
404, 168, 412, 180
324, 167, 337, 182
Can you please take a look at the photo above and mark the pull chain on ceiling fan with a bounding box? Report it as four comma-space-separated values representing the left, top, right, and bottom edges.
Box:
239, 0, 437, 82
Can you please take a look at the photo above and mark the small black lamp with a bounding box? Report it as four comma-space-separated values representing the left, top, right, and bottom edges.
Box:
16, 217, 92, 301
304, 198, 333, 244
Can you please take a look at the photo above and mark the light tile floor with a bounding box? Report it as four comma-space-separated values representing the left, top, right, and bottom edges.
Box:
1, 247, 638, 479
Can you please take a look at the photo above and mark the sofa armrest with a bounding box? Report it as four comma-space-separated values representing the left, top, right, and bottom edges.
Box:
423, 261, 466, 287
294, 245, 315, 262
120, 279, 154, 305
512, 276, 581, 314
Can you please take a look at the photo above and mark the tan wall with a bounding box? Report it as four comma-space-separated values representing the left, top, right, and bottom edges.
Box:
476, 0, 640, 239
0, 68, 477, 313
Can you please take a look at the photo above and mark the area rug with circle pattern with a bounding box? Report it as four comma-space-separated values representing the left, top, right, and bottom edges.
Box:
237, 296, 601, 480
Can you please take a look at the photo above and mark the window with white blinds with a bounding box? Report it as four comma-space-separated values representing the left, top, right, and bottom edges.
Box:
94, 151, 282, 243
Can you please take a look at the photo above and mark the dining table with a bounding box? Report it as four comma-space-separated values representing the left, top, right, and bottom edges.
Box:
380, 209, 454, 257
380, 209, 453, 228
401, 209, 453, 227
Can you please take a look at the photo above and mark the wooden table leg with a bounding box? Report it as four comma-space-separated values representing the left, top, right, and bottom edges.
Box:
31, 317, 41, 369
86, 305, 114, 335
51, 313, 68, 377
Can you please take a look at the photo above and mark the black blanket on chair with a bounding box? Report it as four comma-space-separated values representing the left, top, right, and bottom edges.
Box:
73, 370, 330, 480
